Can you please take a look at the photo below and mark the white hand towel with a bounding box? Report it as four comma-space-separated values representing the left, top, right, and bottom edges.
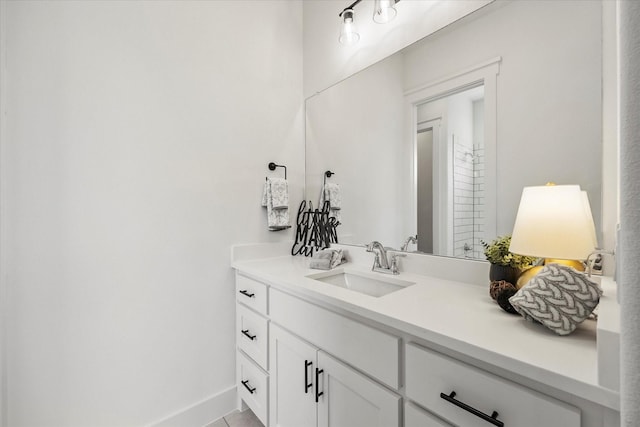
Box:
269, 178, 289, 210
309, 258, 331, 270
309, 248, 345, 270
319, 183, 341, 222
262, 178, 290, 230
324, 183, 341, 210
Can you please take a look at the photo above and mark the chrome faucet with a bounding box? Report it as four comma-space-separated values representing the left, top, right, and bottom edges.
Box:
366, 241, 403, 275
366, 241, 390, 269
400, 235, 418, 252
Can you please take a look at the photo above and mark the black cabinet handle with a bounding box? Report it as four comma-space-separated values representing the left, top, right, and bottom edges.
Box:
241, 380, 256, 394
239, 290, 255, 298
315, 368, 324, 403
241, 329, 256, 340
440, 391, 504, 427
304, 360, 313, 394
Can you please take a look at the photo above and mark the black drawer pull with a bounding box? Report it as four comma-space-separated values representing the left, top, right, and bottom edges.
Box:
241, 380, 256, 394
304, 360, 313, 394
239, 290, 255, 298
241, 329, 256, 340
440, 391, 504, 427
315, 368, 324, 403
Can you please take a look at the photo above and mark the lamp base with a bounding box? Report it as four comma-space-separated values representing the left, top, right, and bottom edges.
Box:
516, 259, 586, 289
544, 258, 585, 272
516, 265, 544, 289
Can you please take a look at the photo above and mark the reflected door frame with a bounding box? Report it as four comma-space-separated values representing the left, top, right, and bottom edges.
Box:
416, 118, 447, 255
404, 57, 501, 257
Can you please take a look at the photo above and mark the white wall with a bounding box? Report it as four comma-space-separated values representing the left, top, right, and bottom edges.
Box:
1, 1, 303, 426
303, 0, 492, 98
620, 2, 640, 425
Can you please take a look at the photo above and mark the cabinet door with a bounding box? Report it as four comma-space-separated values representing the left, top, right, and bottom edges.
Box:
269, 324, 317, 427
317, 351, 401, 427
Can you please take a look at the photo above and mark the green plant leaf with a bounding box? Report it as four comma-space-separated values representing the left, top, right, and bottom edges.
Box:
482, 235, 537, 268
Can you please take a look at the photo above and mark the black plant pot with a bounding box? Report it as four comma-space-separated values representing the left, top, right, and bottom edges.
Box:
489, 264, 521, 285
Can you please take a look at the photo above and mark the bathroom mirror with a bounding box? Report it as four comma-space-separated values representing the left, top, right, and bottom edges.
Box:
305, 0, 603, 259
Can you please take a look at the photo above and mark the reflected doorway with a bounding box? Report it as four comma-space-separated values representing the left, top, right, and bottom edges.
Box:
415, 84, 486, 258
416, 122, 436, 254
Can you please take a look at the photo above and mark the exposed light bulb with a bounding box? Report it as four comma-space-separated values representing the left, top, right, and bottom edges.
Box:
373, 0, 397, 24
339, 9, 360, 45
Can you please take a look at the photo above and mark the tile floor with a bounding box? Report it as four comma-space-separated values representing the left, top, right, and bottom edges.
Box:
205, 408, 264, 427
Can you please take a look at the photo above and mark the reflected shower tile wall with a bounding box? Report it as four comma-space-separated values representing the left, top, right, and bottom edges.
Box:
473, 145, 485, 259
453, 143, 486, 259
453, 143, 475, 257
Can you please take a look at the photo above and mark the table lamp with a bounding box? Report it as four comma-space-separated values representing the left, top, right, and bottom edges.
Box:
509, 184, 598, 273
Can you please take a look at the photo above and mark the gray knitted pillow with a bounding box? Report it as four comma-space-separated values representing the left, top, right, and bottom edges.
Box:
508, 263, 602, 335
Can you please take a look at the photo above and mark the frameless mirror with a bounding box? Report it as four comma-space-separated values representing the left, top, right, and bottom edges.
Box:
305, 0, 603, 260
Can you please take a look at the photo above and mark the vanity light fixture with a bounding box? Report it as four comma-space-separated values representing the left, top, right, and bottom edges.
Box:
339, 8, 360, 46
338, 0, 401, 45
373, 0, 398, 24
509, 183, 598, 268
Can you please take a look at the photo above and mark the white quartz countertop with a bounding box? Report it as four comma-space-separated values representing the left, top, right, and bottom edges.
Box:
232, 251, 620, 411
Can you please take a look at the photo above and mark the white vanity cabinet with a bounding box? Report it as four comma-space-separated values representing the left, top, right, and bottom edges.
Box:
235, 274, 270, 426
233, 261, 617, 427
269, 323, 401, 427
235, 273, 402, 427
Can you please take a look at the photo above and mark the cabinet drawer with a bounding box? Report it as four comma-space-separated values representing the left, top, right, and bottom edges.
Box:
405, 343, 581, 427
237, 350, 268, 426
237, 304, 268, 370
405, 402, 452, 427
236, 274, 268, 315
270, 288, 400, 389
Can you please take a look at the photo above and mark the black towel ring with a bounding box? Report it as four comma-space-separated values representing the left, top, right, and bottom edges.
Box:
267, 162, 287, 180
323, 170, 334, 185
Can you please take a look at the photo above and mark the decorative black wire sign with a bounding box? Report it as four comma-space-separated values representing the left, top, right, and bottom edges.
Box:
291, 201, 340, 257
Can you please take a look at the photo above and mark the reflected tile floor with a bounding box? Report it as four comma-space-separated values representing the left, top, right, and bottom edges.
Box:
206, 408, 264, 427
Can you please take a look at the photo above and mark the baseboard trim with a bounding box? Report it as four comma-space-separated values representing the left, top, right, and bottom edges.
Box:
148, 385, 237, 427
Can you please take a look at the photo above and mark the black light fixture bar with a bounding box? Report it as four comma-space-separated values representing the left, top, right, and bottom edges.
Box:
339, 0, 400, 17
339, 0, 362, 17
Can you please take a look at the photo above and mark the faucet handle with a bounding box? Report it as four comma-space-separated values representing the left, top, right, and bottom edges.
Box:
389, 253, 405, 275
371, 253, 382, 270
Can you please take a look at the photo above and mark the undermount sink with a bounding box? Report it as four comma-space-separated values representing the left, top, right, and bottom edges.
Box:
306, 268, 415, 297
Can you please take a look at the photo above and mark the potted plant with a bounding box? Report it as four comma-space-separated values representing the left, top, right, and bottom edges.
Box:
482, 235, 538, 284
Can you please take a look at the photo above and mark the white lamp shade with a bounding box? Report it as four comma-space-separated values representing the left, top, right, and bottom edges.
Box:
581, 190, 598, 251
509, 185, 598, 260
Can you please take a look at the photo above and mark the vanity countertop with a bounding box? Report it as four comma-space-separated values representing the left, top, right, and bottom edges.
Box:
232, 250, 619, 411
